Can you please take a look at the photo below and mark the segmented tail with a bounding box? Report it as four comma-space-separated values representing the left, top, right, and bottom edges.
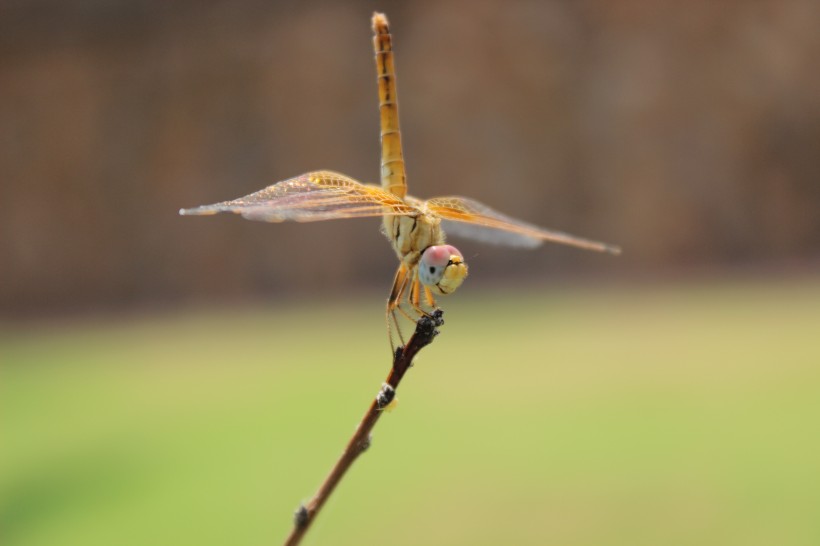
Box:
372, 12, 407, 199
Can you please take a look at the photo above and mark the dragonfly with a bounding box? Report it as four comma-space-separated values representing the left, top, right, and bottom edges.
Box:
180, 12, 620, 350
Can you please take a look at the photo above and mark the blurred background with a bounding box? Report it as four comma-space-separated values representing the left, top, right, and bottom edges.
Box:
2, 1, 819, 545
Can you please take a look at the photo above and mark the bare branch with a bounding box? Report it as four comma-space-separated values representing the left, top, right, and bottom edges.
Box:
283, 310, 444, 546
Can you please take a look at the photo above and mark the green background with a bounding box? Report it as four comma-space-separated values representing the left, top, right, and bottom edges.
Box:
4, 279, 819, 545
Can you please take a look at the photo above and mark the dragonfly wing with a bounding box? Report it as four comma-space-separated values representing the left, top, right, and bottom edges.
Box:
439, 219, 543, 248
180, 171, 418, 222
426, 196, 621, 254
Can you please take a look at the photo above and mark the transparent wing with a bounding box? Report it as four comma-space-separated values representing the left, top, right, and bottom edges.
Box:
426, 196, 621, 254
180, 171, 418, 222
439, 219, 543, 248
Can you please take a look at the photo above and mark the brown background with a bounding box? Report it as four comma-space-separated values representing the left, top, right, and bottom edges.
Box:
2, 0, 819, 316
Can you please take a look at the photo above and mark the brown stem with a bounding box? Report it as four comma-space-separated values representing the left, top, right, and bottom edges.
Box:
283, 310, 444, 546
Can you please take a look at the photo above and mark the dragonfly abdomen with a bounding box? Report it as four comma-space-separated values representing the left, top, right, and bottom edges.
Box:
373, 13, 407, 200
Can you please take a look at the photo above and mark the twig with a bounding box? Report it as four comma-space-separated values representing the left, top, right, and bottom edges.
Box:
283, 310, 445, 546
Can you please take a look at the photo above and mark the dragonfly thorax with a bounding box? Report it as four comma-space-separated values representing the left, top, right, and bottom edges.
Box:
382, 213, 444, 266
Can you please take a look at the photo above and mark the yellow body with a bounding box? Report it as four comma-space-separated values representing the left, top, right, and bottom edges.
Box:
374, 13, 466, 345
373, 13, 406, 200
180, 12, 619, 351
382, 207, 443, 267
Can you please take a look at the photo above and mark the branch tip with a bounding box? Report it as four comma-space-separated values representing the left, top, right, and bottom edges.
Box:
415, 309, 444, 344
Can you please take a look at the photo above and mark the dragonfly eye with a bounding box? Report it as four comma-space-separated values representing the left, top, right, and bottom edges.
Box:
419, 245, 468, 294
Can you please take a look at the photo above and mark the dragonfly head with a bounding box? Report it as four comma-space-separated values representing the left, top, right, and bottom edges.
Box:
419, 245, 468, 295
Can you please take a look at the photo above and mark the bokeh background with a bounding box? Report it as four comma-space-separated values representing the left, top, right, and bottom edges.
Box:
2, 1, 819, 545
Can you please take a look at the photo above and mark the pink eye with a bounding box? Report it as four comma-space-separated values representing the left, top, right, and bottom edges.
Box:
422, 245, 462, 267
422, 246, 448, 268
419, 245, 464, 286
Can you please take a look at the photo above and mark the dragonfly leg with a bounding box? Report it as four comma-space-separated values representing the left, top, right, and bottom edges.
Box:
395, 271, 423, 324
386, 264, 411, 351
423, 285, 438, 310
410, 273, 421, 310
406, 270, 434, 318
387, 265, 443, 352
